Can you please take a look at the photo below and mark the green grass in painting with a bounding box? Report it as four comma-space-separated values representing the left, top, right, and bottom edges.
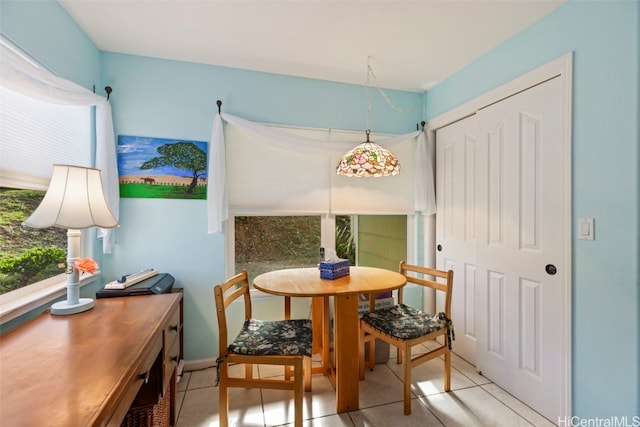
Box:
119, 184, 206, 199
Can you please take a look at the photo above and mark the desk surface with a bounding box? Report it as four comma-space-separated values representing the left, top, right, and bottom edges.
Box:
0, 293, 182, 427
253, 266, 406, 297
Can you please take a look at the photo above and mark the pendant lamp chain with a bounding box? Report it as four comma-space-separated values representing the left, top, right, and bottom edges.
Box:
366, 56, 372, 131
335, 57, 402, 178
366, 57, 421, 114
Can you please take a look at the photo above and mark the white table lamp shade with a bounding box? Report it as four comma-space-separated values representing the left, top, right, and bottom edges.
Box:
23, 165, 118, 229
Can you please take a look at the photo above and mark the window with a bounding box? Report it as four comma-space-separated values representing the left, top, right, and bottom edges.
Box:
0, 187, 68, 295
232, 214, 407, 286
0, 40, 93, 322
234, 216, 322, 285
225, 121, 415, 283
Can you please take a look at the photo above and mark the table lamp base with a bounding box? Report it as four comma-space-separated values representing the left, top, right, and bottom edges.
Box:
51, 298, 94, 315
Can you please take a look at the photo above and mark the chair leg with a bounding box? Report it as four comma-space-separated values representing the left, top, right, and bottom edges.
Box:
403, 344, 412, 415
219, 365, 230, 427
322, 296, 331, 374
304, 356, 312, 392
359, 329, 365, 380
286, 358, 311, 392
444, 347, 451, 392
367, 337, 376, 371
293, 358, 304, 427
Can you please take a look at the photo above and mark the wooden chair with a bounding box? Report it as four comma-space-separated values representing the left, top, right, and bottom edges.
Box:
214, 270, 312, 427
359, 261, 454, 415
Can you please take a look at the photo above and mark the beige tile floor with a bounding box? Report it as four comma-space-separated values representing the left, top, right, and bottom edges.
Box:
175, 342, 556, 427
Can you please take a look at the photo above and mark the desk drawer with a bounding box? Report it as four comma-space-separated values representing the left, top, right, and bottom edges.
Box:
162, 305, 181, 394
163, 335, 180, 393
163, 306, 181, 348
107, 333, 163, 426
142, 333, 164, 383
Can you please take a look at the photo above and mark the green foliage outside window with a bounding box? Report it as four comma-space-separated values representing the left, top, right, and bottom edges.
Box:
234, 215, 357, 286
0, 188, 67, 295
0, 247, 66, 291
336, 215, 355, 264
235, 216, 322, 283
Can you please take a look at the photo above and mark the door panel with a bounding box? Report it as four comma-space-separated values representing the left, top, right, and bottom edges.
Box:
475, 76, 565, 421
435, 115, 478, 364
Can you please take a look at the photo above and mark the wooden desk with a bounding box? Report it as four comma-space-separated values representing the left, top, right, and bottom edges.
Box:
0, 292, 183, 427
253, 266, 406, 413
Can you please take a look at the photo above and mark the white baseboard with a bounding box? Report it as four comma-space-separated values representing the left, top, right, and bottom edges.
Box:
183, 357, 217, 372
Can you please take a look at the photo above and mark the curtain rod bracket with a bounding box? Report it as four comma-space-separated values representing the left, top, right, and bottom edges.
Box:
105, 86, 112, 101
217, 100, 222, 114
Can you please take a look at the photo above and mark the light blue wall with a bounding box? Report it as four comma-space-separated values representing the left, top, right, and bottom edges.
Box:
426, 0, 639, 419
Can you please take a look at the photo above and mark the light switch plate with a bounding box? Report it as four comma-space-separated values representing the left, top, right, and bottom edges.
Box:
578, 218, 595, 240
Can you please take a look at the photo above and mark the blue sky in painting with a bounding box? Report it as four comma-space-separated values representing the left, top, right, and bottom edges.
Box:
117, 135, 208, 178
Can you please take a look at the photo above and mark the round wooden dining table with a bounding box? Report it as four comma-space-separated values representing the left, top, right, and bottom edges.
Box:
253, 266, 407, 413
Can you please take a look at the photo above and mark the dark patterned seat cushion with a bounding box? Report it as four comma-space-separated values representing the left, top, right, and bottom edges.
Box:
227, 318, 313, 357
362, 304, 451, 341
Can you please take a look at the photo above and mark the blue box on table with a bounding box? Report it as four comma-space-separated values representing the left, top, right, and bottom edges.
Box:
319, 259, 350, 280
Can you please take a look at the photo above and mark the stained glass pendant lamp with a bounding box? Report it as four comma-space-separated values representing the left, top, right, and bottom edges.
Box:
336, 58, 400, 178
336, 129, 400, 177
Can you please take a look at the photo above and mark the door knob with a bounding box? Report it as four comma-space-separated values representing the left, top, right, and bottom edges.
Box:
545, 264, 557, 275
437, 244, 443, 252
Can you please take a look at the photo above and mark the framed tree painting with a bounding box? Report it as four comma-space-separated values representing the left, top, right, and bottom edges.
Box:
117, 135, 208, 199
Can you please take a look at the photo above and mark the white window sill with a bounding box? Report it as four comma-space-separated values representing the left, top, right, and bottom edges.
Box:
0, 273, 99, 325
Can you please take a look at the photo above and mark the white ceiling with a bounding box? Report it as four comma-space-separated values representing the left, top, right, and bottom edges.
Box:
59, 0, 564, 93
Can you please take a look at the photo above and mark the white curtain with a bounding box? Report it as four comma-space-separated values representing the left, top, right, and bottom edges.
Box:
0, 42, 119, 253
207, 114, 227, 233
208, 112, 435, 233
414, 130, 436, 215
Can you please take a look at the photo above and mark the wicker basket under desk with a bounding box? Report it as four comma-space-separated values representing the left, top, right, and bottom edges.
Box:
120, 389, 170, 427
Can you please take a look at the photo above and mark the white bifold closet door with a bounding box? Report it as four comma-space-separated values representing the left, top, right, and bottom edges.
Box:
436, 75, 568, 422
